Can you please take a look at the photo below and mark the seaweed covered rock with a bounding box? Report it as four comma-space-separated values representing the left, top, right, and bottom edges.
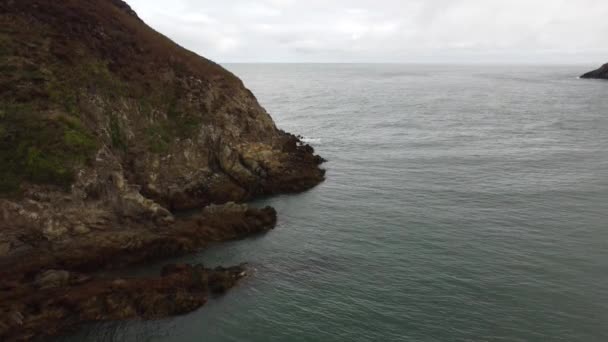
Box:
0, 264, 249, 340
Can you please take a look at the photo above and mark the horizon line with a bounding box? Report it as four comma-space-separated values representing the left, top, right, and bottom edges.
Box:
218, 61, 598, 66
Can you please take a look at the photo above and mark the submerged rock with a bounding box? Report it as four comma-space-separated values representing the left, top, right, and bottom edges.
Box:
580, 63, 608, 79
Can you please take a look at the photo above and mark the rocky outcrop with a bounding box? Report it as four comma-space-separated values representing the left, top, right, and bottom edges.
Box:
1, 264, 249, 340
0, 203, 278, 340
581, 63, 608, 79
0, 0, 325, 339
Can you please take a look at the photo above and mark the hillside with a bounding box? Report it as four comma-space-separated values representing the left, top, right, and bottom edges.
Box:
0, 0, 324, 339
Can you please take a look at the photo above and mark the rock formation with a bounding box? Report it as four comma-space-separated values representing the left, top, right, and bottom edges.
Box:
0, 0, 324, 339
580, 63, 608, 79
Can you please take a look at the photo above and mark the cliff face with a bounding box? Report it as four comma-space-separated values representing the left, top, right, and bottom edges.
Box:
0, 0, 324, 207
581, 63, 608, 79
0, 0, 324, 339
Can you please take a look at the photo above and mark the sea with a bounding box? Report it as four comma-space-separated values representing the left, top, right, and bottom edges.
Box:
59, 64, 608, 342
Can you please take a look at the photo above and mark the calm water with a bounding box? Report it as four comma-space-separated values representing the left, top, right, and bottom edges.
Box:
61, 65, 608, 341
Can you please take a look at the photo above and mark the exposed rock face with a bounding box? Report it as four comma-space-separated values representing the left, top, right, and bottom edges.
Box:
580, 63, 608, 79
0, 0, 324, 339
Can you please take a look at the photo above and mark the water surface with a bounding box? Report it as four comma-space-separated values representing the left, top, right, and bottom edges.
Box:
61, 64, 608, 341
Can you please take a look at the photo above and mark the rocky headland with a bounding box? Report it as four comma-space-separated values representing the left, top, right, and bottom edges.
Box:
0, 0, 324, 340
580, 63, 608, 79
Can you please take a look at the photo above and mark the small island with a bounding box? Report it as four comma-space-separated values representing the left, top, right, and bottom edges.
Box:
581, 63, 608, 79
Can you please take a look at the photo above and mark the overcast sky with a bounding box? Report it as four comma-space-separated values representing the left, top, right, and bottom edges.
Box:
127, 0, 608, 64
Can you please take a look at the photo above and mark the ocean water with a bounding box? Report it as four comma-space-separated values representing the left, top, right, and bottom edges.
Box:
61, 64, 608, 341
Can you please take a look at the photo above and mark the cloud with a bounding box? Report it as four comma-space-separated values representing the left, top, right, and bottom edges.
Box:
126, 0, 608, 63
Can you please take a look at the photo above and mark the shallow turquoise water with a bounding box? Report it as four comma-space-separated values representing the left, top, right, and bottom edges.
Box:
60, 64, 608, 341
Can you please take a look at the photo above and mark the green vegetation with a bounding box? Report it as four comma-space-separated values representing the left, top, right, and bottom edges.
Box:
0, 14, 210, 193
109, 113, 127, 151
168, 104, 201, 139
0, 103, 97, 193
141, 90, 203, 154
145, 123, 171, 154
47, 60, 127, 115
0, 26, 105, 193
47, 79, 79, 116
0, 33, 12, 57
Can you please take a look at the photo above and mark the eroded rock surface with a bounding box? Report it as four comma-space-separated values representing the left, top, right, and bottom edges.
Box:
0, 0, 324, 339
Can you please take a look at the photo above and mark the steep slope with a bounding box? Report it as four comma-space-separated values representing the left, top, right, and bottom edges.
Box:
0, 0, 324, 339
580, 63, 608, 79
0, 0, 324, 207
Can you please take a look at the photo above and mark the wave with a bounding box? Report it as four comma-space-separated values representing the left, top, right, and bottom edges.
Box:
301, 137, 322, 144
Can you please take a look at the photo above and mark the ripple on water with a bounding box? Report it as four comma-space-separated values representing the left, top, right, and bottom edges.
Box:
58, 64, 608, 342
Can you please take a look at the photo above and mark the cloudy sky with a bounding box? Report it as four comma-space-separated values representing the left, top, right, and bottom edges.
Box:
127, 0, 608, 64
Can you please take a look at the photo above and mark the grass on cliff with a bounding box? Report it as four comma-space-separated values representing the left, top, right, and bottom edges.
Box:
0, 26, 102, 193
0, 1, 223, 194
0, 104, 97, 193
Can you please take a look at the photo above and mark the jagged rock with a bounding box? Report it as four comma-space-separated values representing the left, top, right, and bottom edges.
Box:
0, 204, 276, 340
42, 220, 70, 240
0, 0, 324, 340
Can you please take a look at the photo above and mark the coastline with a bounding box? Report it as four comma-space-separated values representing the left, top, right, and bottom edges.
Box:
580, 63, 608, 79
0, 147, 324, 340
0, 0, 325, 339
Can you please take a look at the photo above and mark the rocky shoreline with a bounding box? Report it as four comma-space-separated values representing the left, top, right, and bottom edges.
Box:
0, 133, 324, 340
0, 139, 324, 340
0, 0, 325, 340
580, 63, 608, 79
0, 203, 279, 340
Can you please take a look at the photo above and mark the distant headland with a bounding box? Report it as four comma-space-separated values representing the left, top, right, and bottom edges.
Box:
581, 63, 608, 79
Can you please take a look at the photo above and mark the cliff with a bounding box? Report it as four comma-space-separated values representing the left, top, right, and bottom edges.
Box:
0, 0, 324, 339
580, 63, 608, 79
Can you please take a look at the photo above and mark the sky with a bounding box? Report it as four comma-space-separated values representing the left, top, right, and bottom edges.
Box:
127, 0, 608, 64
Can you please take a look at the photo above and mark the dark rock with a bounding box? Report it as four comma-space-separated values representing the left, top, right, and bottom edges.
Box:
0, 264, 248, 340
0, 203, 276, 339
581, 63, 608, 79
109, 0, 140, 20
34, 270, 71, 289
